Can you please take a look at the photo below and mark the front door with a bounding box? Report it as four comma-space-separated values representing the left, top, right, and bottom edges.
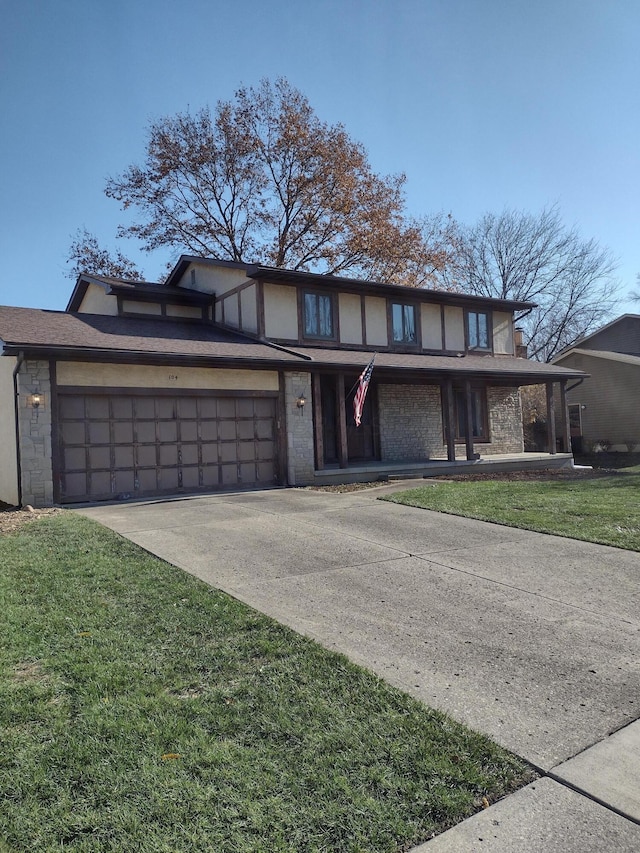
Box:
318, 375, 378, 465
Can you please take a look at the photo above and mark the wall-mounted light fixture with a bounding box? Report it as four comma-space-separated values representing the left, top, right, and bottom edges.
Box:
29, 393, 42, 409
296, 392, 307, 414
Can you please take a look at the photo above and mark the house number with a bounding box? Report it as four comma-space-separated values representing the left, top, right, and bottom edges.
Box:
169, 374, 178, 380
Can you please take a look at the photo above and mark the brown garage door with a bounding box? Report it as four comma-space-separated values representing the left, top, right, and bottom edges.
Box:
57, 392, 279, 502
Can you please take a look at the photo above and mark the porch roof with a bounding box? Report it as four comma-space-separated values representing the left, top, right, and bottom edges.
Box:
288, 345, 587, 384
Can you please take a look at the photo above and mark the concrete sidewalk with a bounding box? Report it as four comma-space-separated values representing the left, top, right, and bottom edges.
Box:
78, 484, 640, 851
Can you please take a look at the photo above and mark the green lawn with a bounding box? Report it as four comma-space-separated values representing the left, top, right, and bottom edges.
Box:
0, 514, 533, 853
384, 465, 640, 551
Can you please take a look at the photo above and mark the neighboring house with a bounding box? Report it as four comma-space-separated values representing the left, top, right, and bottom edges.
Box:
0, 256, 585, 507
552, 314, 640, 453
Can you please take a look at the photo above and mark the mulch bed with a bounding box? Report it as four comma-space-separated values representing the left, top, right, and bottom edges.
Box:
0, 502, 62, 535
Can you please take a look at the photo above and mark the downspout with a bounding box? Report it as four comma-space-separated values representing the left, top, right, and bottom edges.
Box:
12, 350, 25, 507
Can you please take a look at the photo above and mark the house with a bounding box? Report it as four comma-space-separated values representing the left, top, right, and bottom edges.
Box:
552, 314, 640, 453
0, 256, 586, 507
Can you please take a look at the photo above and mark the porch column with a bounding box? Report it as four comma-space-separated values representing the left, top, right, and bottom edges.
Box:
546, 381, 557, 454
559, 380, 571, 454
464, 379, 475, 461
443, 379, 456, 462
312, 373, 324, 469
336, 373, 348, 469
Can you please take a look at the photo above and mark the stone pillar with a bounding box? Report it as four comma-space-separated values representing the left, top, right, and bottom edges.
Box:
18, 360, 54, 506
283, 371, 315, 485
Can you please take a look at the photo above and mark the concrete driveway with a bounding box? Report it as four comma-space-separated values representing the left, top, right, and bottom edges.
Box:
78, 485, 640, 850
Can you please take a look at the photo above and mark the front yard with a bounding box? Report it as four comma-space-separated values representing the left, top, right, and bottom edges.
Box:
1, 513, 533, 853
384, 457, 640, 552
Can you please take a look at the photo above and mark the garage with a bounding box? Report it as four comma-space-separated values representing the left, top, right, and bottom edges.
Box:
57, 391, 279, 502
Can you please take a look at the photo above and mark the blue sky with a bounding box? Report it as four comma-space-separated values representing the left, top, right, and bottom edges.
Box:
1, 0, 638, 313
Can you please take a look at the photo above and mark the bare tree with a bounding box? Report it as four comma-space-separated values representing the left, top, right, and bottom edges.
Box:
67, 229, 144, 281
439, 207, 619, 361
69, 78, 450, 286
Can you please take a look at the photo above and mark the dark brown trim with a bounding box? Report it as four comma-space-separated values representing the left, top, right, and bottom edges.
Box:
546, 381, 557, 454
360, 295, 367, 347
312, 372, 324, 470
50, 360, 61, 505
277, 372, 288, 485
57, 386, 279, 398
257, 280, 266, 338
336, 373, 348, 468
443, 378, 456, 462
464, 379, 475, 460
559, 380, 571, 453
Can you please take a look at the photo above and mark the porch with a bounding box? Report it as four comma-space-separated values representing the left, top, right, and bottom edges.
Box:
311, 451, 575, 487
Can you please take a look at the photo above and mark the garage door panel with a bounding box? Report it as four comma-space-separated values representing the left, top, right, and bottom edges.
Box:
179, 421, 198, 442
136, 446, 157, 466
181, 444, 199, 465
136, 421, 156, 443
113, 422, 133, 443
86, 397, 109, 418
135, 398, 155, 418
64, 447, 86, 470
114, 446, 134, 468
89, 472, 111, 496
58, 392, 278, 502
181, 467, 201, 488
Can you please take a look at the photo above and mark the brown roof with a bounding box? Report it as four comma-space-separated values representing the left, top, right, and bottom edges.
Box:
0, 305, 586, 382
0, 307, 303, 365
286, 345, 587, 382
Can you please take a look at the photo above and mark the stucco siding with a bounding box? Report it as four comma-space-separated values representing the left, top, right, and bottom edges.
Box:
0, 356, 19, 505
183, 261, 249, 296
56, 362, 279, 392
166, 304, 203, 319
77, 283, 118, 315
223, 293, 240, 327
263, 283, 298, 340
240, 285, 258, 333
364, 296, 388, 346
339, 293, 363, 344
493, 312, 514, 355
421, 304, 442, 350
122, 299, 162, 315
443, 306, 465, 351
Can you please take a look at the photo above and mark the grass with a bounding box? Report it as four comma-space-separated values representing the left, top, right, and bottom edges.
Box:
0, 514, 534, 852
384, 461, 640, 552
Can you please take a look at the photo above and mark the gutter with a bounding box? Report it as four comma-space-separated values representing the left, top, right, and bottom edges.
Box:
12, 350, 24, 507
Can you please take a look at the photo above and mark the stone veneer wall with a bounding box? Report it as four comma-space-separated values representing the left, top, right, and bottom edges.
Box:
283, 371, 315, 485
18, 360, 54, 506
378, 384, 444, 460
378, 383, 524, 460
485, 386, 524, 454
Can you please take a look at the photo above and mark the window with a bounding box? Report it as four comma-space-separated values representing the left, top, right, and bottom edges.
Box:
467, 310, 490, 350
454, 387, 488, 441
392, 303, 417, 344
304, 292, 334, 339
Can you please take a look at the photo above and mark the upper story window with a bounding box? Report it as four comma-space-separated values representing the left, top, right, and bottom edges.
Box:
467, 310, 490, 350
304, 292, 334, 339
392, 303, 417, 344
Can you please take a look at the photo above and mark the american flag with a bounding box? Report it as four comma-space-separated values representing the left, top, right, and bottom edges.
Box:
353, 355, 375, 427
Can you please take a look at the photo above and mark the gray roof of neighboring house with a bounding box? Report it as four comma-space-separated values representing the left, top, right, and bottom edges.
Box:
553, 347, 640, 367
0, 305, 586, 383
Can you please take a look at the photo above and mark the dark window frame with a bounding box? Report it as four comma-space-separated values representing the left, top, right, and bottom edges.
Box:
452, 385, 490, 442
466, 309, 492, 352
302, 290, 336, 341
390, 301, 419, 346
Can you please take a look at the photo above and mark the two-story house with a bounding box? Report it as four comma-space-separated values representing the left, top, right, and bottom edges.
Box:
0, 256, 584, 506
